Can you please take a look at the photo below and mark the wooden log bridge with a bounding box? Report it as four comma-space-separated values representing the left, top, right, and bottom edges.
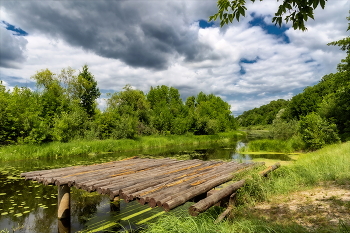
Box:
20, 157, 261, 219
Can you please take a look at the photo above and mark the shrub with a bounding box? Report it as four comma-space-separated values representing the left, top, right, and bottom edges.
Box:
298, 112, 340, 150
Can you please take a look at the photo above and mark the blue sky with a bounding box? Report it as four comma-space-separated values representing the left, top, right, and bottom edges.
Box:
0, 1, 348, 116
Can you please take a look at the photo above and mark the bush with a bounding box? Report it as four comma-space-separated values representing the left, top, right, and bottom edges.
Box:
298, 112, 340, 150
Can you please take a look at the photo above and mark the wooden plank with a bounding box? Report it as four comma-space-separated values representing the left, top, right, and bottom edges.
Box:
21, 156, 140, 180
162, 163, 257, 211
89, 159, 202, 192
120, 161, 229, 201
188, 163, 280, 216
115, 161, 222, 200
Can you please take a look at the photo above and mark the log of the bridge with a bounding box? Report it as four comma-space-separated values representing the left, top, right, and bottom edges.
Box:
67, 158, 179, 189
78, 159, 190, 190
188, 163, 281, 216
95, 160, 209, 194
215, 206, 233, 223
214, 192, 236, 223
36, 157, 149, 184
55, 158, 174, 186
22, 156, 141, 181
57, 158, 177, 187
121, 161, 240, 202
21, 165, 83, 179
162, 162, 260, 211
92, 160, 205, 193
28, 157, 144, 184
139, 171, 214, 205
114, 161, 224, 200
147, 163, 244, 207
152, 163, 249, 208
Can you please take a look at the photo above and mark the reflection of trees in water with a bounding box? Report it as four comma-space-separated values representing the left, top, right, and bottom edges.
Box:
31, 208, 57, 233
189, 150, 209, 160
71, 188, 104, 224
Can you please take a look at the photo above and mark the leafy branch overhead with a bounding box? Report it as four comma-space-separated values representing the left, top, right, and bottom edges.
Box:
210, 0, 327, 30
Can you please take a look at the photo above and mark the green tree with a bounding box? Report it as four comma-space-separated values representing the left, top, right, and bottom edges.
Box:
237, 99, 288, 126
298, 112, 340, 150
31, 69, 69, 121
75, 65, 101, 118
269, 109, 298, 140
327, 13, 350, 73
210, 0, 328, 30
193, 92, 236, 134
106, 85, 152, 137
319, 14, 350, 139
51, 103, 89, 142
0, 85, 48, 144
147, 85, 187, 134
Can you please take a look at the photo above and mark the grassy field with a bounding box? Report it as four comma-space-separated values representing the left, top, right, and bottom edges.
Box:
0, 131, 245, 161
143, 141, 350, 233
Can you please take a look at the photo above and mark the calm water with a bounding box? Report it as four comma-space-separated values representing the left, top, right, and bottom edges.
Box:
0, 140, 292, 232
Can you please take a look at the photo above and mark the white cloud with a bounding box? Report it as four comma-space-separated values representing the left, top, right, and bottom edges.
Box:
0, 0, 348, 115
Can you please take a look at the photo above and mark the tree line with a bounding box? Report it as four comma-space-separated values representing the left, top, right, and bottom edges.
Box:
237, 17, 350, 150
0, 66, 237, 145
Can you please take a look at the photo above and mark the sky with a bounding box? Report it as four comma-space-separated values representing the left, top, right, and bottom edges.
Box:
0, 1, 349, 116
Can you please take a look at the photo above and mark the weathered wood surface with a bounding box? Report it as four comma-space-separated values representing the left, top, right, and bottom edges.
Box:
189, 163, 281, 216
21, 157, 261, 212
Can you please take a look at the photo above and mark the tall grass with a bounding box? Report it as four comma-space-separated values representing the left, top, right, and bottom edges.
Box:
144, 207, 308, 233
239, 137, 305, 153
0, 131, 245, 161
143, 141, 350, 233
264, 141, 350, 195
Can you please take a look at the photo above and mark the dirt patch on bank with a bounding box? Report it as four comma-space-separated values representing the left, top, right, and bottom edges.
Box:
251, 181, 350, 231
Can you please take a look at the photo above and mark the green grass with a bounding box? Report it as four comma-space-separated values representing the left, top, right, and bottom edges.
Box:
144, 207, 308, 233
239, 137, 305, 153
143, 141, 350, 233
0, 131, 245, 161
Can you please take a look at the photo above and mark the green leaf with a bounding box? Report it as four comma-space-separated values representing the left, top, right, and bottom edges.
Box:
320, 0, 326, 9
238, 6, 245, 17
228, 14, 234, 23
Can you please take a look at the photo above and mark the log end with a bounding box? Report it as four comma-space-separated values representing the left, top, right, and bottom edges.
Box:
162, 202, 170, 212
149, 198, 157, 208
138, 197, 146, 205
188, 206, 199, 216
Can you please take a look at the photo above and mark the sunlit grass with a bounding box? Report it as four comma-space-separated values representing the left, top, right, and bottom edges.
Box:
0, 131, 245, 161
239, 137, 305, 153
143, 141, 350, 233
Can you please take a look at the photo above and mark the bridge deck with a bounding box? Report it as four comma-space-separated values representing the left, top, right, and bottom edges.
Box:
21, 157, 257, 218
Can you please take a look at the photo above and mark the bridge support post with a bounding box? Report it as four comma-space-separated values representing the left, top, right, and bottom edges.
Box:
58, 184, 70, 219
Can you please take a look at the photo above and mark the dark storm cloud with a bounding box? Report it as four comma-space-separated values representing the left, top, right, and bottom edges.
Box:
0, 26, 27, 68
2, 1, 216, 70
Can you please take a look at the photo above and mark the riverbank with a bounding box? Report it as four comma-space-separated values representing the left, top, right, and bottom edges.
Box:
238, 138, 305, 153
0, 131, 245, 161
144, 141, 350, 233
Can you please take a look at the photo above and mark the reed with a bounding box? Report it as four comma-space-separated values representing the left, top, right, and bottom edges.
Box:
0, 131, 245, 161
239, 137, 305, 153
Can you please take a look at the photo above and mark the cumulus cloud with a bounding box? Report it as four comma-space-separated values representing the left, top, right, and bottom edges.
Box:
0, 0, 349, 115
0, 25, 27, 68
1, 1, 220, 70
